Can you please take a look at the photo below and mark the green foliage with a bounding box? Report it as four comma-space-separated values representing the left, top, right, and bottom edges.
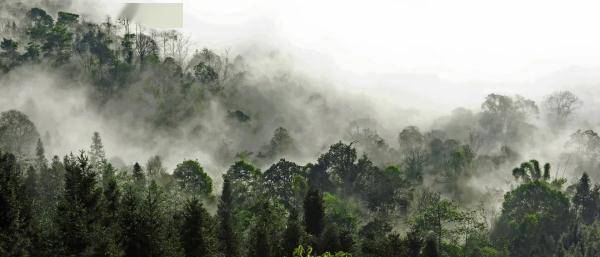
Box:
181, 197, 217, 257
194, 62, 219, 83
410, 190, 485, 252
55, 152, 102, 256
218, 176, 240, 257
0, 151, 30, 256
132, 162, 146, 186
282, 209, 305, 257
292, 245, 352, 257
246, 200, 286, 257
2, 8, 599, 256
492, 180, 571, 257
262, 159, 304, 207
173, 160, 213, 195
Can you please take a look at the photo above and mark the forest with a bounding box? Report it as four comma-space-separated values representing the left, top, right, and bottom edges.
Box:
2, 1, 600, 257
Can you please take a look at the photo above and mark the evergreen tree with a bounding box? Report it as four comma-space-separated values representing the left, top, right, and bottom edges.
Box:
119, 185, 143, 257
304, 189, 325, 237
89, 132, 106, 171
573, 173, 596, 224
181, 197, 217, 257
120, 181, 179, 257
23, 166, 38, 202
55, 152, 102, 256
132, 162, 146, 187
102, 168, 120, 224
39, 155, 65, 204
0, 152, 29, 256
35, 138, 47, 172
218, 176, 239, 257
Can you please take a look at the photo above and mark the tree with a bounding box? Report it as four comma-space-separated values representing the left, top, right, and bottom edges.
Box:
102, 167, 120, 225
135, 32, 158, 63
146, 155, 166, 179
132, 162, 146, 186
262, 159, 304, 207
120, 181, 179, 257
181, 197, 217, 257
304, 189, 325, 237
89, 132, 106, 171
258, 127, 299, 163
478, 94, 538, 151
194, 62, 219, 83
173, 160, 213, 195
55, 152, 102, 255
543, 90, 582, 132
39, 155, 64, 204
573, 173, 597, 224
34, 139, 47, 172
218, 176, 239, 257
26, 8, 54, 41
246, 201, 286, 257
316, 142, 359, 194
57, 12, 79, 26
0, 110, 40, 159
1, 38, 19, 69
492, 180, 571, 257
282, 209, 304, 257
410, 191, 482, 253
398, 126, 425, 152
0, 152, 29, 256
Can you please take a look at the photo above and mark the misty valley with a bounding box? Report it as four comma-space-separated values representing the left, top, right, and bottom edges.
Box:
2, 1, 600, 257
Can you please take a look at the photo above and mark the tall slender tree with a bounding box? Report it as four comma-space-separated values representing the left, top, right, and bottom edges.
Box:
55, 152, 102, 255
0, 152, 29, 256
218, 176, 239, 257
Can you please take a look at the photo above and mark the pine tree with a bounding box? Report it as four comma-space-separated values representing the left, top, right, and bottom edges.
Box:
55, 152, 102, 255
35, 138, 47, 172
218, 176, 239, 257
132, 162, 146, 187
304, 189, 325, 237
39, 156, 64, 204
89, 132, 106, 171
574, 173, 596, 223
181, 197, 217, 257
119, 185, 143, 257
120, 181, 178, 257
23, 166, 38, 202
102, 169, 120, 224
21, 166, 38, 237
0, 152, 29, 256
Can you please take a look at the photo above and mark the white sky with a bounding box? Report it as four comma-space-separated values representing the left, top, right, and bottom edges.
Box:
169, 0, 600, 82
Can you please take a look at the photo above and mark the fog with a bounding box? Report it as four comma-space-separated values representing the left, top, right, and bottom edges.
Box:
3, 0, 600, 197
